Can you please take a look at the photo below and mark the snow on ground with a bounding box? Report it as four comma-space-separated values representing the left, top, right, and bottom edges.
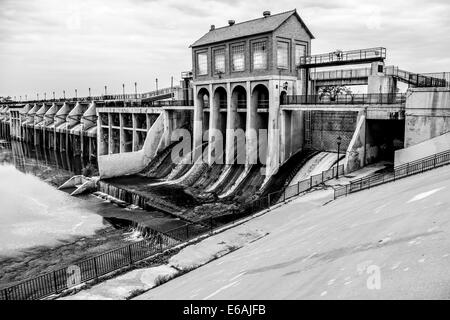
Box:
134, 165, 450, 299
61, 223, 267, 300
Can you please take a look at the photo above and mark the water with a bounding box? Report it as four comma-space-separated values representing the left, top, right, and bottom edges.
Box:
0, 140, 186, 258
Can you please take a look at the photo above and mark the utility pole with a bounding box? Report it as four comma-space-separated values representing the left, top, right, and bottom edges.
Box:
104, 85, 107, 96
156, 78, 158, 94
336, 136, 342, 179
122, 83, 125, 100
63, 90, 66, 99
134, 82, 137, 99
53, 92, 55, 101
75, 89, 78, 100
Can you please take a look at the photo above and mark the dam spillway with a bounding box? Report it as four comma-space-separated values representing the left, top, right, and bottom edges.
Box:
1, 9, 449, 230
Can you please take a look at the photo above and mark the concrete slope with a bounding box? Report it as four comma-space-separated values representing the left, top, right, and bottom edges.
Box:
290, 152, 345, 186
136, 165, 450, 299
394, 131, 450, 166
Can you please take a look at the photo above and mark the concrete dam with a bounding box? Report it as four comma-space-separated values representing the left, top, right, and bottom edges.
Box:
1, 9, 449, 230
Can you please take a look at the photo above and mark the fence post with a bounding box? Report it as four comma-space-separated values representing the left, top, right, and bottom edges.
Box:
93, 257, 99, 281
210, 217, 213, 234
310, 175, 313, 188
53, 270, 58, 294
434, 154, 437, 168
128, 244, 133, 265
3, 288, 8, 301
322, 171, 324, 183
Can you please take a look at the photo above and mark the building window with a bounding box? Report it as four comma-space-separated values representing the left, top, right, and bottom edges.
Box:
295, 44, 306, 66
231, 44, 245, 71
197, 52, 208, 75
277, 41, 289, 69
252, 41, 267, 70
214, 49, 225, 74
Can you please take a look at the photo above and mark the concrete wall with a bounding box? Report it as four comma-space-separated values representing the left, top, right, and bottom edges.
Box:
394, 131, 450, 166
344, 111, 366, 172
404, 88, 450, 147
98, 113, 165, 178
310, 111, 358, 152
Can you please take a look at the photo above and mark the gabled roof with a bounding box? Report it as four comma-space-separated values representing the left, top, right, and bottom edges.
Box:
190, 9, 314, 48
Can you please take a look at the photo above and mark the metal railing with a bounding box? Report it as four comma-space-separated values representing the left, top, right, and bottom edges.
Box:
282, 93, 406, 105
257, 99, 269, 108
0, 87, 181, 105
334, 150, 450, 199
385, 66, 447, 87
147, 100, 194, 107
420, 72, 450, 88
299, 47, 386, 67
0, 162, 345, 300
310, 68, 371, 81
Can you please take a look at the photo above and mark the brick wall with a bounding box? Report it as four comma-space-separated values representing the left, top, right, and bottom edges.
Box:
309, 111, 358, 152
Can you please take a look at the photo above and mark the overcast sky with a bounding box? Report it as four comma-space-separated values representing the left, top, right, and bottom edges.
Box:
0, 0, 449, 99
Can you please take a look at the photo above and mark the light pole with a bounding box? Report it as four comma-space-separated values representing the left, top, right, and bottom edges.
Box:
134, 82, 137, 100
75, 89, 78, 100
122, 83, 125, 101
104, 85, 107, 96
63, 90, 66, 99
89, 88, 91, 100
155, 78, 158, 94
336, 136, 342, 179
53, 92, 55, 101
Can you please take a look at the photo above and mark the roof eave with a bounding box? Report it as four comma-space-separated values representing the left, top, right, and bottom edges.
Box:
190, 31, 273, 48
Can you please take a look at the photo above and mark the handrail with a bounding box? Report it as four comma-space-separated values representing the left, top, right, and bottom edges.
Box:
310, 68, 371, 81
282, 93, 406, 105
334, 149, 450, 199
0, 86, 182, 105
299, 47, 386, 66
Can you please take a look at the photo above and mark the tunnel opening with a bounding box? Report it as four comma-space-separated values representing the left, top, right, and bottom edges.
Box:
123, 129, 133, 153
197, 88, 210, 155
135, 114, 146, 129
366, 119, 405, 165
211, 86, 227, 163
231, 85, 247, 164
111, 128, 120, 154
252, 84, 269, 165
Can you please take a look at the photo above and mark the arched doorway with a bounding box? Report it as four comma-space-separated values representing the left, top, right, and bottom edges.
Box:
196, 87, 210, 135
229, 85, 247, 164
280, 91, 287, 105
249, 84, 269, 165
